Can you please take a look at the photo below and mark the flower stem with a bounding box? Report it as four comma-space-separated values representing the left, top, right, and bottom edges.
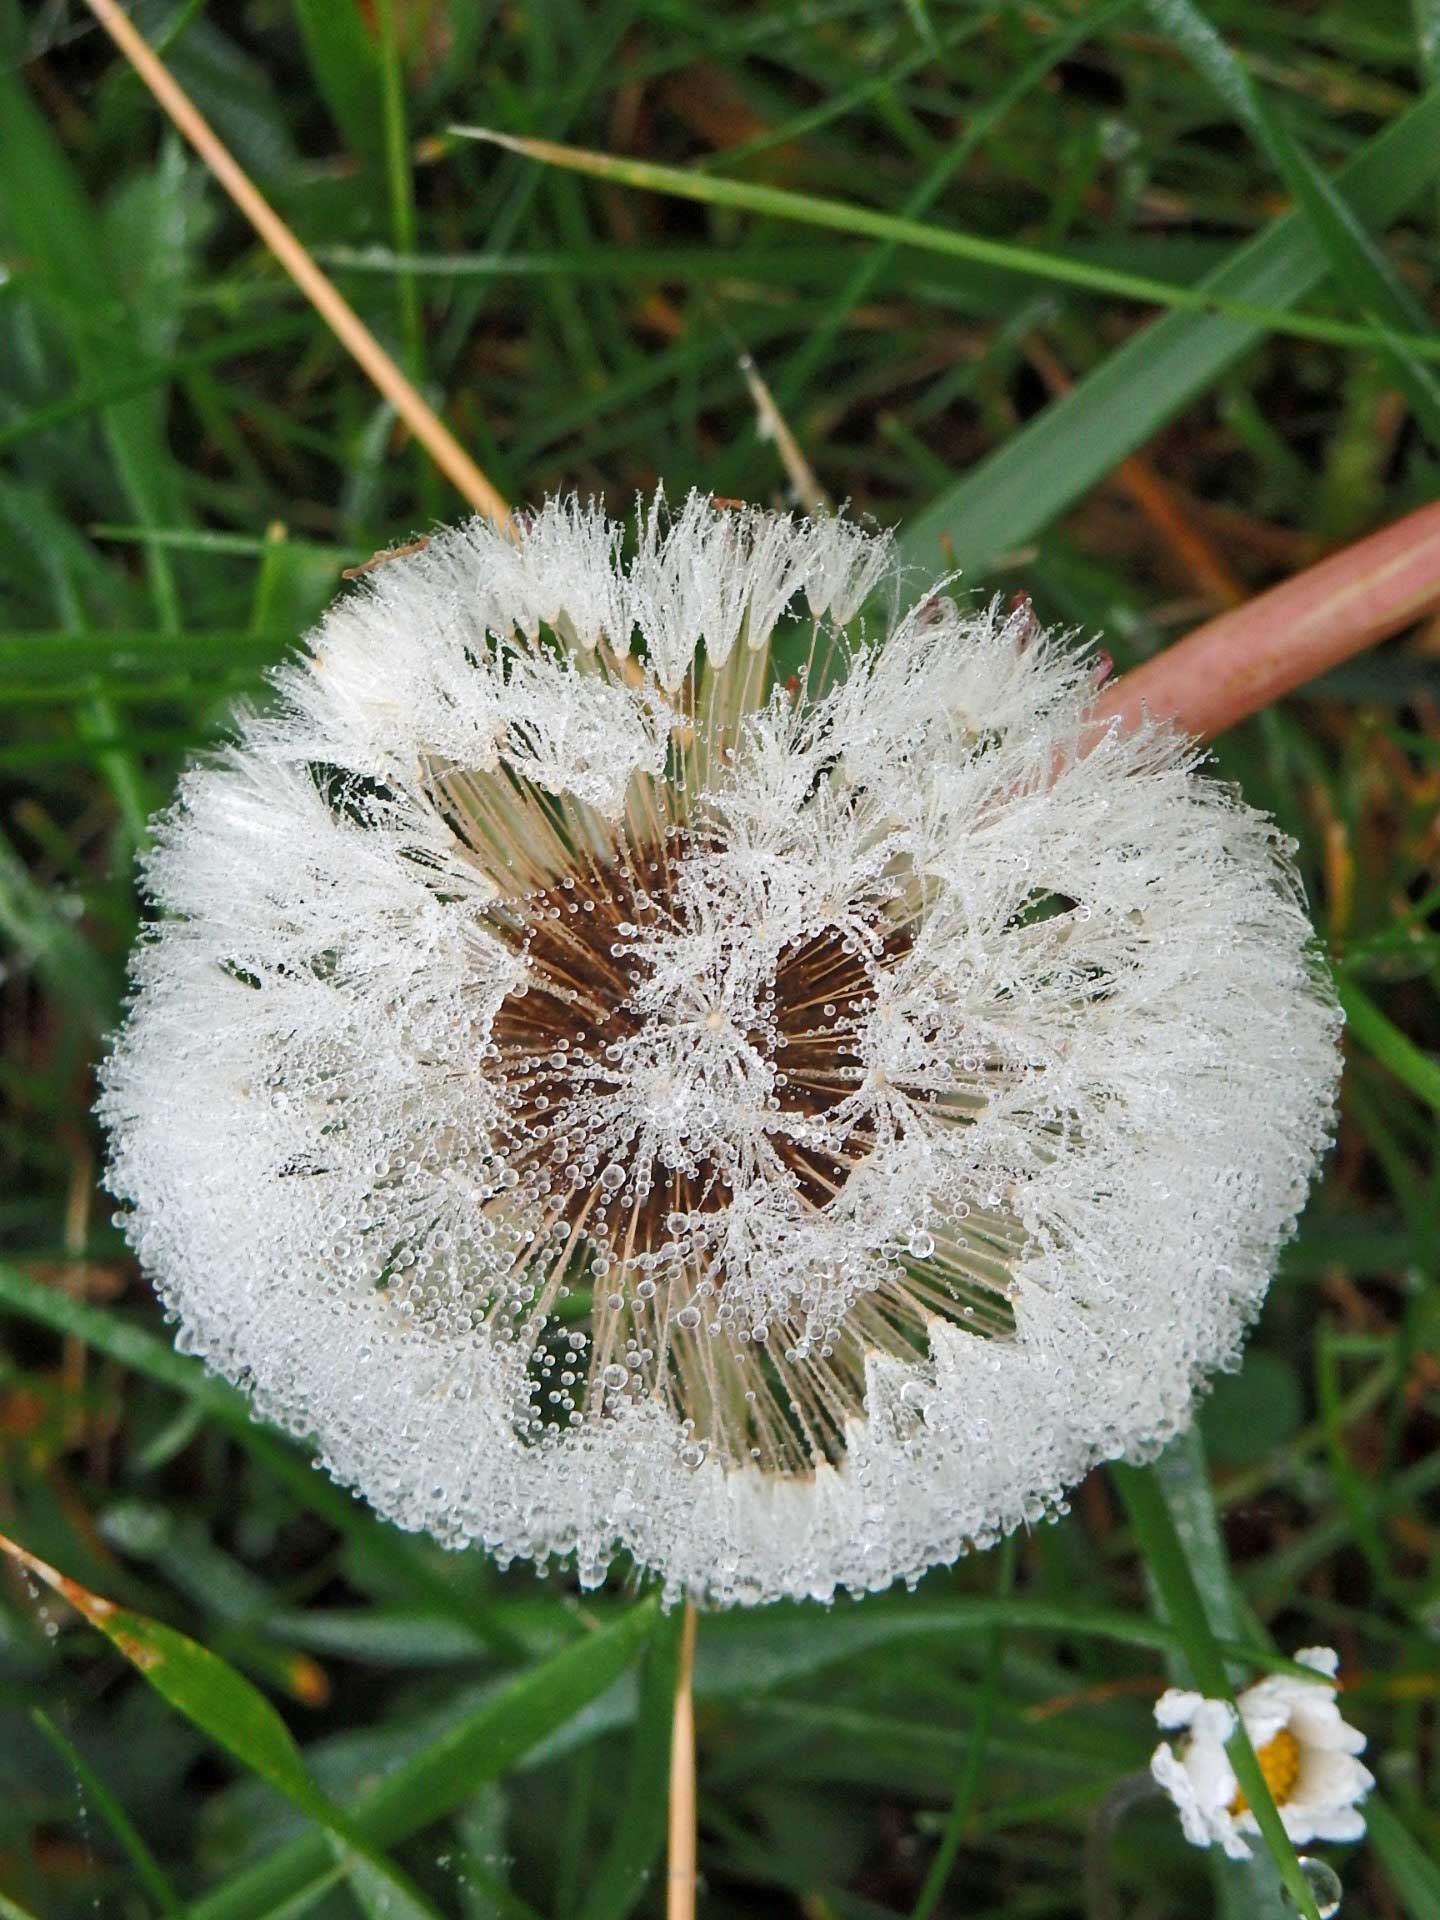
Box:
1094, 499, 1440, 741
667, 1603, 699, 1920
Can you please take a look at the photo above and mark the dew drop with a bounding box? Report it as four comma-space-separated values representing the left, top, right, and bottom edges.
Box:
1289, 1859, 1341, 1920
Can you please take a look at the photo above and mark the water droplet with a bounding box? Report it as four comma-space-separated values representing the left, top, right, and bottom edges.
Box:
907, 1229, 935, 1260
676, 1305, 702, 1330
601, 1364, 629, 1391
1288, 1859, 1341, 1919
600, 1162, 626, 1191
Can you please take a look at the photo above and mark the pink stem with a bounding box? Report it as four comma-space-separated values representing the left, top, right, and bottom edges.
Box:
1092, 500, 1440, 741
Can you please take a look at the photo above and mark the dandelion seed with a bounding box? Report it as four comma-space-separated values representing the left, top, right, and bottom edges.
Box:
1151, 1649, 1373, 1859
101, 493, 1340, 1605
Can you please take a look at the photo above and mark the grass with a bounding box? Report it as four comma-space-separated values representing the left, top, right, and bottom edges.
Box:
2, 1, 1439, 1916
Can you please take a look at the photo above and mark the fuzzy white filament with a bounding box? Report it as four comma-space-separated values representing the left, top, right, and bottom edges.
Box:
101, 495, 1340, 1606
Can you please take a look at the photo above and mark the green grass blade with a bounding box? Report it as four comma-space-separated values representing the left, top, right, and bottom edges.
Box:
5, 1540, 446, 1920
1337, 978, 1440, 1111
908, 1537, 1016, 1920
1144, 0, 1440, 446
292, 0, 384, 167
452, 120, 1440, 364
1111, 1463, 1322, 1920
900, 82, 1440, 573
0, 319, 311, 458
1315, 1322, 1408, 1607
1151, 1433, 1288, 1919
577, 1607, 684, 1920
187, 1599, 660, 1920
374, 0, 420, 350
0, 1261, 523, 1650
0, 827, 117, 1030
692, 1592, 1314, 1684
0, 629, 290, 695
31, 1707, 184, 1917
1368, 1796, 1440, 1920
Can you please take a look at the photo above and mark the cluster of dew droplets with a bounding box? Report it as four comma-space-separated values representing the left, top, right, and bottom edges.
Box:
463, 778, 999, 1475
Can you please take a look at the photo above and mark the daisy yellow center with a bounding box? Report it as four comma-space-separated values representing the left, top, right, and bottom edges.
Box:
1230, 1726, 1301, 1815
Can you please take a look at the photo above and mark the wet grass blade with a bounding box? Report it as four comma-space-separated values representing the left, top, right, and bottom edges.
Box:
1144, 0, 1440, 447
1111, 1463, 1322, 1920
900, 83, 1440, 573
0, 629, 290, 695
187, 1598, 660, 1920
31, 1709, 185, 1917
0, 827, 118, 1030
2, 1535, 448, 1920
1150, 1433, 1288, 1919
453, 121, 1440, 364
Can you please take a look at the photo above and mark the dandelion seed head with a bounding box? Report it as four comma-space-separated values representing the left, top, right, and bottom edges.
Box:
101, 494, 1341, 1605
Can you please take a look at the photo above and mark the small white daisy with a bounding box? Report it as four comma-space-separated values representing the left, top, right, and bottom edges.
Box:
100, 494, 1341, 1605
1152, 1648, 1374, 1859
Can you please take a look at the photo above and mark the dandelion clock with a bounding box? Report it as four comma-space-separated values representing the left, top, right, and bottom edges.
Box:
101, 495, 1341, 1605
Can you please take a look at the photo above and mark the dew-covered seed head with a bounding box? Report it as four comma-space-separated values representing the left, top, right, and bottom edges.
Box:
100, 492, 1341, 1606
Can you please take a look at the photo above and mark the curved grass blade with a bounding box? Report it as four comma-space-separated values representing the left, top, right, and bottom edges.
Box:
187, 1597, 660, 1920
0, 1533, 448, 1920
900, 82, 1440, 574
452, 123, 1440, 364
1144, 0, 1440, 447
31, 1708, 184, 1917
